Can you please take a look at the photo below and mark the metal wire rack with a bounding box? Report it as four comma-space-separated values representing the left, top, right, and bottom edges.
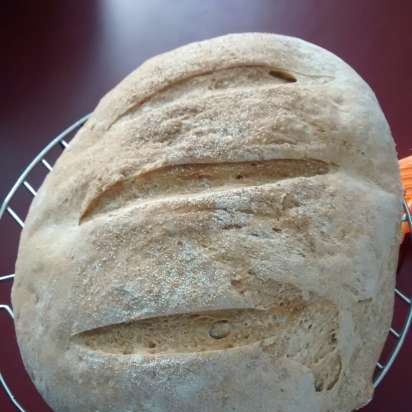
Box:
0, 115, 411, 411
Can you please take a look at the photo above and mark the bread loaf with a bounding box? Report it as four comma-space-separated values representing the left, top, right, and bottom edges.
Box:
12, 33, 402, 412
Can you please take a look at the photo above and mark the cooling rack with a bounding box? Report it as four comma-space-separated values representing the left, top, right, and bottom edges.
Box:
0, 114, 411, 411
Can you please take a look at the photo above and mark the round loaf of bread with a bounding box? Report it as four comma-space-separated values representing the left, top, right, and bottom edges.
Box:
12, 33, 402, 412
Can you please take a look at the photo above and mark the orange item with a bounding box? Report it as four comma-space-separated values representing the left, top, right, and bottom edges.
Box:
400, 155, 412, 237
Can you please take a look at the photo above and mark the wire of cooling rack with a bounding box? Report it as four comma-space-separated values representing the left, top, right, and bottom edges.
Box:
0, 115, 411, 411
0, 114, 89, 412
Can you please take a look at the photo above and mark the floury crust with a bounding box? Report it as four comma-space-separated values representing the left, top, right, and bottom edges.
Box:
12, 33, 402, 412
